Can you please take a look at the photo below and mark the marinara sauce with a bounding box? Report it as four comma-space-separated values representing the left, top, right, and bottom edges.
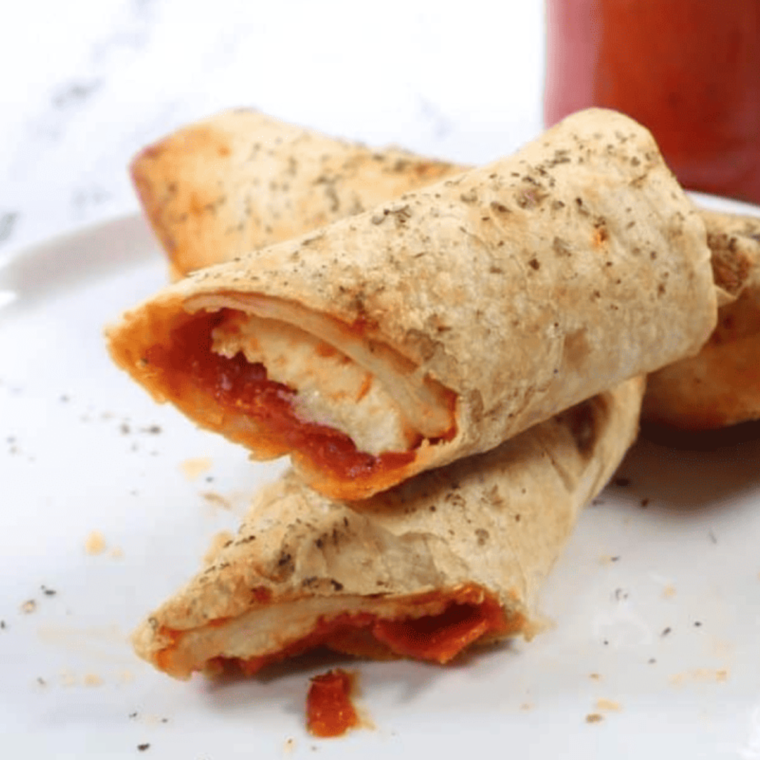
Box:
306, 670, 359, 738
148, 312, 419, 486
544, 0, 760, 204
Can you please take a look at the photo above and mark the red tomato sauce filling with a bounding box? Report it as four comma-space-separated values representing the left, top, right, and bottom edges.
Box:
306, 669, 359, 738
145, 311, 439, 482
188, 586, 522, 679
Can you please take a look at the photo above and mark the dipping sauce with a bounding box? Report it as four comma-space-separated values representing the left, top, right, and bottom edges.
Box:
544, 0, 760, 203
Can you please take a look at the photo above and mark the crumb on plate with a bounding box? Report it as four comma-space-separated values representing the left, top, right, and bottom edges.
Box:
669, 668, 729, 687
180, 456, 213, 481
201, 491, 232, 510
595, 698, 622, 712
85, 530, 106, 556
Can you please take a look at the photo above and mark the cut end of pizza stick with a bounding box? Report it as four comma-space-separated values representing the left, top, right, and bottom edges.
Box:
108, 108, 716, 501
107, 285, 458, 500
643, 208, 760, 429
131, 376, 645, 681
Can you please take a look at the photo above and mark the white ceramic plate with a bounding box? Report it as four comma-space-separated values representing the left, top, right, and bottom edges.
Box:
2, 196, 760, 759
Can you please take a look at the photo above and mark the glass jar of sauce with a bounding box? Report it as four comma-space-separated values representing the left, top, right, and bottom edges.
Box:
544, 0, 760, 204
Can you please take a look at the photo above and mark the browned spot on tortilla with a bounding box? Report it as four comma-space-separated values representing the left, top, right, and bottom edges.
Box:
562, 329, 591, 371
561, 395, 608, 459
188, 192, 207, 218
404, 329, 440, 363
710, 241, 753, 295
592, 224, 609, 247
412, 160, 457, 180
552, 236, 572, 257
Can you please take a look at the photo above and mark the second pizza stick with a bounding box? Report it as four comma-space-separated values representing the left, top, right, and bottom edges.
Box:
107, 109, 716, 501
130, 109, 460, 281
132, 377, 644, 680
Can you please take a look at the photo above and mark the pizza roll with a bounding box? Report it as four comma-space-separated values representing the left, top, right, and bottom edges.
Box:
108, 109, 715, 500
131, 109, 459, 280
133, 377, 644, 679
643, 209, 760, 429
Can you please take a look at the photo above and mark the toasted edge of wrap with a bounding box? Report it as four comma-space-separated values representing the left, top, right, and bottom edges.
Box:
642, 210, 760, 429
132, 375, 644, 680
108, 109, 714, 500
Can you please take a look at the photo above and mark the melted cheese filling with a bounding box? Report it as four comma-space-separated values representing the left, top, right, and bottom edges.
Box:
211, 312, 420, 456
186, 293, 455, 451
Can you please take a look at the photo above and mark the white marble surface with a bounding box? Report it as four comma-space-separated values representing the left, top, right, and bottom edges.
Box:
0, 0, 544, 255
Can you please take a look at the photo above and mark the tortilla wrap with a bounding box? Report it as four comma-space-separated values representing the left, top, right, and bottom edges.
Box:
131, 109, 459, 280
132, 376, 644, 680
135, 110, 760, 434
108, 108, 715, 500
642, 210, 760, 429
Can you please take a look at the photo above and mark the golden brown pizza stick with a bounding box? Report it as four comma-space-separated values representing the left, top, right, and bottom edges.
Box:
108, 108, 715, 500
131, 109, 459, 280
133, 109, 757, 432
132, 376, 644, 680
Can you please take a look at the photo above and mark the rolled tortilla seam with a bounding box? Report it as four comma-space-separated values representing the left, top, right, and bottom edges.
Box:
132, 376, 645, 680
108, 108, 715, 500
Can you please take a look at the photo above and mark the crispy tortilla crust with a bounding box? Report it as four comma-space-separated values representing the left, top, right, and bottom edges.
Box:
109, 109, 715, 500
131, 109, 459, 280
137, 111, 756, 304
134, 111, 759, 434
642, 210, 760, 429
132, 376, 645, 680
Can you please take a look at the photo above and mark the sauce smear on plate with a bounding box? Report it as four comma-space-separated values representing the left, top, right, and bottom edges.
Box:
306, 669, 359, 738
